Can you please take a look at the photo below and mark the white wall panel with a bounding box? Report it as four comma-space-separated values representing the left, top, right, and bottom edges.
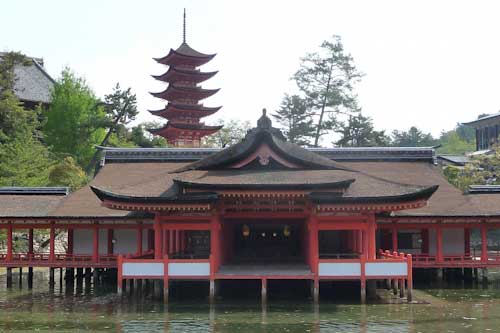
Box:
365, 262, 407, 276
123, 262, 164, 277
168, 263, 210, 276
318, 263, 361, 277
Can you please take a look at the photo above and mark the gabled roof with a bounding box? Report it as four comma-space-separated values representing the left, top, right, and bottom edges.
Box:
0, 53, 55, 104
172, 110, 351, 173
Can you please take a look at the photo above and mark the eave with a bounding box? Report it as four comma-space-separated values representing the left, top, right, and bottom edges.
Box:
150, 85, 219, 101
152, 68, 217, 83
173, 178, 356, 191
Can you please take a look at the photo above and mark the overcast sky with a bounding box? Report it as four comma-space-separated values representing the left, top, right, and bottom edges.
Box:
2, 0, 500, 142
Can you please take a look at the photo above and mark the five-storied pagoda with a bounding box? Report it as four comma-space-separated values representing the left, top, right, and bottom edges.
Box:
149, 10, 222, 147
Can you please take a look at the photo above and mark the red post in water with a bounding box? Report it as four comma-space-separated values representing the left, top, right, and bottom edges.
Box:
117, 255, 123, 295
407, 254, 413, 302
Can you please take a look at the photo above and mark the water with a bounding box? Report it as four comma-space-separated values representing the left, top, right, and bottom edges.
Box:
0, 271, 499, 332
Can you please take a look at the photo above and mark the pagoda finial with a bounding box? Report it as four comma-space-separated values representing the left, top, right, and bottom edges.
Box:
183, 8, 187, 43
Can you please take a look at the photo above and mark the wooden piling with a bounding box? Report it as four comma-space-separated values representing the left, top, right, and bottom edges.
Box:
261, 278, 267, 304
49, 268, 55, 288
6, 268, 12, 288
28, 267, 33, 289
18, 267, 23, 287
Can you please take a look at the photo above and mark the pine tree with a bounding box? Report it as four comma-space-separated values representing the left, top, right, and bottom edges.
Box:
293, 36, 363, 147
272, 94, 315, 146
335, 114, 390, 147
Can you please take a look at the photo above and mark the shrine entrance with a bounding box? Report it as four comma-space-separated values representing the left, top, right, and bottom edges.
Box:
224, 219, 306, 264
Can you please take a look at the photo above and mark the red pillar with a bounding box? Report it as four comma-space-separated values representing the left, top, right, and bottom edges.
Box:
436, 226, 443, 262
175, 230, 181, 254
92, 224, 99, 262
367, 215, 377, 260
308, 216, 319, 273
481, 225, 488, 263
49, 222, 55, 261
357, 230, 363, 254
28, 229, 34, 256
154, 215, 162, 259
67, 229, 74, 255
169, 230, 174, 255
137, 226, 143, 255
6, 222, 12, 261
210, 213, 221, 272
422, 229, 429, 254
107, 229, 114, 255
392, 227, 398, 252
464, 228, 470, 256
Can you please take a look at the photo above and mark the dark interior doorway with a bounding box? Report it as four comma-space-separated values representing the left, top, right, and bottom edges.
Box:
231, 222, 304, 263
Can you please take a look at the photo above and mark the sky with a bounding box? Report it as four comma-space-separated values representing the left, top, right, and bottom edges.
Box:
2, 0, 500, 142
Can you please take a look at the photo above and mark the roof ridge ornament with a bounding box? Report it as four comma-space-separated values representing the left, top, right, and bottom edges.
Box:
257, 108, 272, 129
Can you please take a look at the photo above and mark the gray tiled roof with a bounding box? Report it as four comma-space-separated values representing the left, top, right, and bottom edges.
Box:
0, 53, 55, 104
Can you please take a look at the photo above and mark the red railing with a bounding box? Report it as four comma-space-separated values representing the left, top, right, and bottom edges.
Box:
0, 253, 117, 265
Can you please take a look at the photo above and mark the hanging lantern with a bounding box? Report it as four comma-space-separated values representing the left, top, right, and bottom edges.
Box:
242, 224, 250, 237
283, 225, 291, 237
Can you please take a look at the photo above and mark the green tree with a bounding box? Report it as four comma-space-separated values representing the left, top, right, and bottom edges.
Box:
293, 36, 363, 147
129, 124, 167, 148
86, 84, 138, 172
272, 94, 315, 146
437, 130, 475, 155
203, 119, 251, 148
48, 156, 88, 190
335, 114, 391, 147
0, 52, 53, 186
43, 68, 106, 168
392, 126, 437, 147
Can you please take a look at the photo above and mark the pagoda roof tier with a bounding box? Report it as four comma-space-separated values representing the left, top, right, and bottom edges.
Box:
152, 67, 218, 84
154, 43, 216, 67
149, 103, 221, 119
149, 123, 223, 139
150, 85, 219, 101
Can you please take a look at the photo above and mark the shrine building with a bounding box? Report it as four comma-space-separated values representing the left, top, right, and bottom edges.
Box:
1, 15, 500, 303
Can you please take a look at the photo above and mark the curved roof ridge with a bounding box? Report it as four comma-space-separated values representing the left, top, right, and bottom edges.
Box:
171, 110, 355, 173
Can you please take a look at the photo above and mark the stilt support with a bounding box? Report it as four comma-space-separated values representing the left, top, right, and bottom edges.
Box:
209, 280, 216, 302
28, 267, 33, 289
18, 267, 23, 287
6, 268, 12, 288
360, 279, 366, 304
261, 278, 267, 304
399, 279, 405, 298
49, 268, 55, 287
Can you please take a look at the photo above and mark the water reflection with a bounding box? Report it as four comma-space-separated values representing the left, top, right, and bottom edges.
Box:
1, 270, 500, 332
